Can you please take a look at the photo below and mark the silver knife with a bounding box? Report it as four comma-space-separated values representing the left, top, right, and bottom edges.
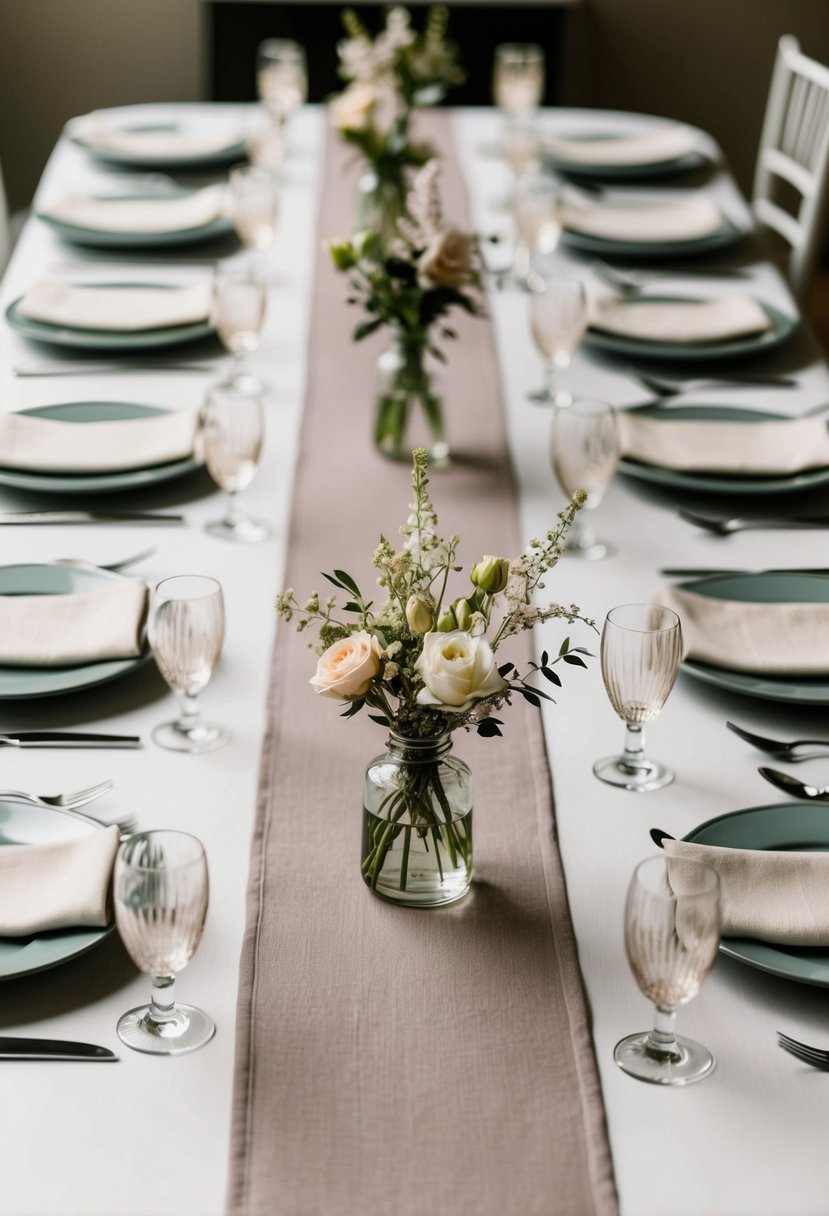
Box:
0, 511, 184, 525
13, 362, 214, 376
0, 732, 142, 748
0, 1037, 118, 1061
661, 567, 829, 577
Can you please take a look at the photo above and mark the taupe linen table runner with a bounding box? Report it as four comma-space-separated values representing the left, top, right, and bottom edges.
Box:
227, 113, 617, 1216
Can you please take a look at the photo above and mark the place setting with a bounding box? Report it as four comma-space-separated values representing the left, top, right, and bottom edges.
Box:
69, 110, 250, 171
541, 117, 709, 182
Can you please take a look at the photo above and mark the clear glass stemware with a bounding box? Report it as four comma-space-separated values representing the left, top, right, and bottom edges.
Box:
212, 261, 267, 388
114, 830, 215, 1056
512, 172, 561, 287
149, 575, 230, 754
615, 855, 720, 1086
228, 164, 281, 255
550, 398, 620, 559
202, 381, 268, 543
528, 273, 589, 404
493, 43, 545, 124
256, 38, 308, 127
593, 603, 682, 791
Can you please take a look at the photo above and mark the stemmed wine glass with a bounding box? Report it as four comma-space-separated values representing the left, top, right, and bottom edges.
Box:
593, 604, 682, 791
212, 261, 267, 388
615, 855, 720, 1086
202, 381, 268, 543
149, 575, 230, 754
512, 172, 561, 287
256, 39, 308, 129
528, 273, 589, 404
227, 164, 281, 260
114, 830, 214, 1056
550, 398, 620, 559
493, 43, 545, 126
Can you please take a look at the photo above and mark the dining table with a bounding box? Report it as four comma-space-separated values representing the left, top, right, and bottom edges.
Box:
1, 98, 829, 1216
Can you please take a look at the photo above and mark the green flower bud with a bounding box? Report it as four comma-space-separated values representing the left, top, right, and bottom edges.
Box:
436, 606, 457, 632
351, 228, 376, 260
470, 555, 511, 596
405, 593, 434, 635
328, 239, 356, 271
452, 596, 474, 632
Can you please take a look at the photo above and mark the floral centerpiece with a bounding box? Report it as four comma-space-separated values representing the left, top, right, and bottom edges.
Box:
329, 159, 482, 463
277, 449, 593, 907
330, 5, 464, 245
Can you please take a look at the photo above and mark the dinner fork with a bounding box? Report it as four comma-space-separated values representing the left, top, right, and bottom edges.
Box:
54, 547, 156, 574
778, 1032, 829, 1071
678, 507, 829, 534
592, 259, 750, 294
632, 370, 797, 395
727, 721, 829, 761
0, 780, 113, 810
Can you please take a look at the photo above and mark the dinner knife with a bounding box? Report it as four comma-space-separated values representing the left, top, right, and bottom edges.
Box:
13, 361, 214, 376
0, 732, 142, 748
661, 567, 829, 577
0, 511, 184, 525
0, 1037, 118, 1061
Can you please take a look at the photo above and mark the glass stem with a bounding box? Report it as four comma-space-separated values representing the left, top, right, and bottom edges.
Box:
147, 974, 178, 1026
224, 490, 243, 529
176, 692, 201, 734
622, 722, 647, 772
646, 1003, 680, 1061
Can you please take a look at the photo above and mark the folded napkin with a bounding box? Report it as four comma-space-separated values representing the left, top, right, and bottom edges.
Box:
591, 293, 772, 344
665, 837, 829, 946
0, 579, 148, 667
75, 118, 242, 160
546, 124, 699, 167
619, 411, 829, 475
654, 584, 829, 674
0, 825, 119, 937
0, 407, 200, 473
42, 186, 226, 235
17, 280, 212, 332
562, 195, 725, 243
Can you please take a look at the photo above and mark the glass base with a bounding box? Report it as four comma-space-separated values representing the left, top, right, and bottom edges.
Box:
565, 534, 613, 561
614, 1031, 715, 1086
117, 1002, 215, 1056
206, 516, 269, 543
593, 753, 674, 792
152, 719, 230, 754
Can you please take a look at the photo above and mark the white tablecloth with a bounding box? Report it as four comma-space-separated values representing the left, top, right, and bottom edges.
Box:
1, 103, 828, 1216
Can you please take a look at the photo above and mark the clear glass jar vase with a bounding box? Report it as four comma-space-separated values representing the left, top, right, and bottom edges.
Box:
375, 332, 448, 466
362, 733, 473, 907
356, 167, 408, 250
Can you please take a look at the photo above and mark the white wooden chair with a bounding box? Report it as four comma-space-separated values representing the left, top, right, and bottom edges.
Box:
753, 35, 829, 302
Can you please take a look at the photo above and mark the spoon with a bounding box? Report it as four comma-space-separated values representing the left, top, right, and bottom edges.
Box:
758, 767, 829, 801
53, 547, 157, 574
727, 721, 829, 761
679, 507, 829, 534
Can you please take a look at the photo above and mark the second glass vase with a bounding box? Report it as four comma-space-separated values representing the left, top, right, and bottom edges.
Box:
375, 333, 448, 466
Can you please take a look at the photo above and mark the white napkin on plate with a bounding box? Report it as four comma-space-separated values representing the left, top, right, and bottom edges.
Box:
619, 411, 829, 475
0, 579, 148, 667
0, 407, 200, 473
17, 280, 212, 332
75, 118, 242, 160
546, 125, 699, 167
0, 825, 119, 936
591, 293, 772, 344
653, 584, 829, 674
665, 837, 829, 946
42, 186, 226, 235
562, 195, 725, 243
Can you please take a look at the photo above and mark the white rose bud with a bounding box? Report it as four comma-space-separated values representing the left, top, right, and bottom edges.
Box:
415, 631, 506, 713
405, 593, 435, 635
310, 631, 382, 699
329, 83, 376, 133
471, 555, 511, 596
452, 596, 474, 632
417, 226, 477, 289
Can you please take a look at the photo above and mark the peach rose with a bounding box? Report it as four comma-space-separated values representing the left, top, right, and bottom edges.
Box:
417, 227, 476, 289
311, 631, 382, 699
329, 83, 376, 133
415, 630, 506, 712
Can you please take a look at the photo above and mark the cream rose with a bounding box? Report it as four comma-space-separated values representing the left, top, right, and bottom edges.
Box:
329, 83, 376, 133
311, 631, 382, 699
417, 227, 476, 289
415, 630, 506, 712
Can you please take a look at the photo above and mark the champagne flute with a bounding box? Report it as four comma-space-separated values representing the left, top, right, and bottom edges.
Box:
256, 39, 308, 127
593, 604, 682, 791
212, 261, 266, 387
528, 273, 589, 404
615, 855, 720, 1086
512, 172, 561, 287
550, 399, 619, 560
493, 43, 545, 124
202, 381, 268, 543
114, 830, 215, 1056
149, 575, 230, 754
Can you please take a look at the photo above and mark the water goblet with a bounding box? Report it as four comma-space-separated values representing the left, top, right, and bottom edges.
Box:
550, 398, 619, 559
228, 164, 280, 255
615, 855, 720, 1086
529, 273, 589, 403
149, 575, 230, 754
512, 172, 561, 286
256, 38, 308, 128
202, 381, 268, 543
593, 603, 682, 791
114, 830, 215, 1056
493, 43, 545, 124
212, 261, 267, 386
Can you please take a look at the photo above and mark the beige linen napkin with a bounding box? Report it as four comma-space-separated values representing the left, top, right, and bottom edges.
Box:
0, 407, 200, 473
654, 584, 829, 674
17, 281, 212, 332
591, 293, 772, 343
42, 186, 226, 234
619, 411, 829, 475
665, 837, 829, 945
562, 194, 725, 242
0, 579, 148, 667
0, 825, 120, 936
75, 118, 242, 160
546, 125, 698, 167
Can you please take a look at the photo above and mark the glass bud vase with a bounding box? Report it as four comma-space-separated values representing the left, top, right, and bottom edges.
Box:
374, 332, 448, 466
362, 733, 473, 907
356, 167, 407, 251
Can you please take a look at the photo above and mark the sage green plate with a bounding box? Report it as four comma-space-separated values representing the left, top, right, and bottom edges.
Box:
71, 123, 248, 170
6, 282, 215, 351
586, 297, 796, 361
619, 404, 829, 496
561, 214, 746, 258
685, 802, 829, 987
0, 402, 201, 495
0, 802, 113, 980
37, 192, 234, 249
0, 563, 150, 700
543, 132, 704, 180
679, 572, 829, 704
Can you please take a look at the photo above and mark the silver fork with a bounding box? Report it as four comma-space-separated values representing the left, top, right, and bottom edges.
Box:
54, 547, 156, 574
727, 721, 829, 761
0, 780, 113, 810
679, 507, 829, 534
778, 1032, 829, 1071
633, 369, 797, 395
592, 259, 750, 293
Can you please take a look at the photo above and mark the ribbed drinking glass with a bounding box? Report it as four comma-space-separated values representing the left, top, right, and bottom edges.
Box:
549, 398, 619, 560
529, 274, 588, 404
202, 381, 268, 543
